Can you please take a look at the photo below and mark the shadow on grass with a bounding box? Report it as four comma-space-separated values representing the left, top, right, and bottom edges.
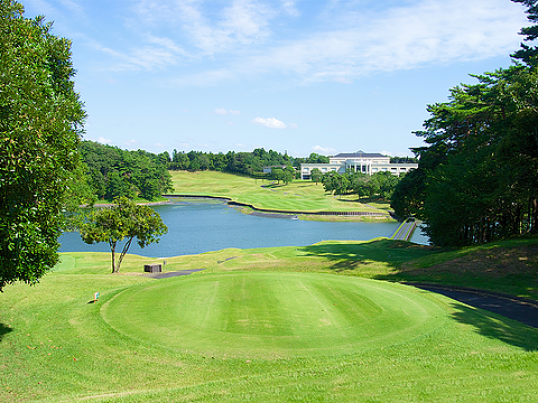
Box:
449, 302, 538, 351
0, 323, 13, 342
300, 239, 436, 273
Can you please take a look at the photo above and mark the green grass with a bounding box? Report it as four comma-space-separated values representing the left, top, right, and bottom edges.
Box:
169, 170, 390, 216
102, 272, 446, 357
2, 237, 538, 402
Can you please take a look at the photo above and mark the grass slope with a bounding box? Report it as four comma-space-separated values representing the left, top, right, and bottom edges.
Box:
168, 170, 390, 215
2, 238, 538, 402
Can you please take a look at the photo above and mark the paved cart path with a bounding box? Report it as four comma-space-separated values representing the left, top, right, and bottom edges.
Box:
409, 283, 538, 329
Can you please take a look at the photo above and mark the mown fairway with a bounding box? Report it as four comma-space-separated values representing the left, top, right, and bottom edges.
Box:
102, 273, 446, 357
2, 239, 538, 402
168, 170, 390, 215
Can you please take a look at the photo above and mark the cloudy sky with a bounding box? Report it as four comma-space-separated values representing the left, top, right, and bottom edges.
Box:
23, 0, 529, 157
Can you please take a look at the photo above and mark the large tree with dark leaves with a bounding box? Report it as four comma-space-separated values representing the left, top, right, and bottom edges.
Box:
0, 1, 87, 290
392, 65, 538, 246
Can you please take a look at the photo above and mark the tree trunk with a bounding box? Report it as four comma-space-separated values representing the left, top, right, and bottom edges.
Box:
116, 237, 134, 273
531, 198, 538, 234
110, 240, 118, 273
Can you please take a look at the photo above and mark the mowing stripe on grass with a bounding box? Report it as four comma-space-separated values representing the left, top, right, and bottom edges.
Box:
101, 272, 448, 358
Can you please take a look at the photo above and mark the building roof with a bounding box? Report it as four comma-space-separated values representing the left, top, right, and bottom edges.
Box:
332, 151, 387, 159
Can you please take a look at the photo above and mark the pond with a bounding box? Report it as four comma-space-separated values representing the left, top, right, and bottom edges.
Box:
59, 199, 429, 258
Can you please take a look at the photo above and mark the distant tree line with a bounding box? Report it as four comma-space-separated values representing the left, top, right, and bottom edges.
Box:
80, 141, 173, 201
391, 0, 538, 246
168, 149, 330, 181
168, 148, 291, 177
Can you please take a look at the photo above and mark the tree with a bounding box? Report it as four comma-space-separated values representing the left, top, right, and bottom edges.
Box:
306, 153, 330, 163
375, 171, 399, 200
80, 140, 173, 200
81, 197, 168, 273
310, 168, 322, 184
0, 1, 87, 291
395, 63, 538, 246
351, 172, 370, 201
511, 0, 538, 64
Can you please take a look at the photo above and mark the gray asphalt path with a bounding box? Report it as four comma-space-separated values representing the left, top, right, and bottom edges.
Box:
145, 269, 205, 279
409, 283, 538, 329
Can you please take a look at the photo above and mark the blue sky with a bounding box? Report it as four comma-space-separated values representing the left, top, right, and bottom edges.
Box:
23, 0, 529, 157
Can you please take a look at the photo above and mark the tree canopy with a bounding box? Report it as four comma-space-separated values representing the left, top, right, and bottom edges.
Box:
0, 1, 87, 291
322, 170, 402, 201
392, 65, 538, 245
80, 197, 167, 273
80, 140, 173, 201
391, 0, 538, 246
169, 148, 293, 178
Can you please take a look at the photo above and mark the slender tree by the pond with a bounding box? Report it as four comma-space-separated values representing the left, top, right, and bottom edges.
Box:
0, 1, 87, 291
81, 197, 168, 273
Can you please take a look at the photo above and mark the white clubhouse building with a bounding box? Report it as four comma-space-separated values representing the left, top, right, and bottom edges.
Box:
300, 151, 418, 180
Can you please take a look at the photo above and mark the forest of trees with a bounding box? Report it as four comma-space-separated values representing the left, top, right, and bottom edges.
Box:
80, 144, 336, 200
168, 147, 291, 177
391, 0, 538, 246
168, 149, 333, 179
80, 141, 173, 201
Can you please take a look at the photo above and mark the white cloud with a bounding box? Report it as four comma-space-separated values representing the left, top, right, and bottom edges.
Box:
166, 0, 527, 85
86, 34, 186, 71
281, 0, 300, 17
247, 0, 526, 82
252, 117, 287, 129
134, 0, 275, 55
216, 108, 241, 115
99, 137, 112, 144
311, 145, 336, 155
125, 139, 139, 149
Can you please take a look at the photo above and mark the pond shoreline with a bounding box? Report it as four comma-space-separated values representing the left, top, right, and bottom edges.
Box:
163, 194, 397, 221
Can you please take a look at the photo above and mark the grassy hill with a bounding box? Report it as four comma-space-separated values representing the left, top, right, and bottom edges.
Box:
168, 170, 391, 216
1, 237, 537, 402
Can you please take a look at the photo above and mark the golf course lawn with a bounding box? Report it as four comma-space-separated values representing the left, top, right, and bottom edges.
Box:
168, 170, 391, 216
2, 238, 538, 402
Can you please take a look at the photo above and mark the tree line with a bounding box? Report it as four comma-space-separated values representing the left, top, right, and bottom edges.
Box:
169, 148, 290, 175
391, 0, 538, 246
168, 148, 330, 178
80, 140, 173, 201
80, 143, 336, 202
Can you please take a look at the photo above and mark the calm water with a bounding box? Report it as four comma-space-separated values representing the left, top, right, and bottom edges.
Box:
59, 199, 429, 257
